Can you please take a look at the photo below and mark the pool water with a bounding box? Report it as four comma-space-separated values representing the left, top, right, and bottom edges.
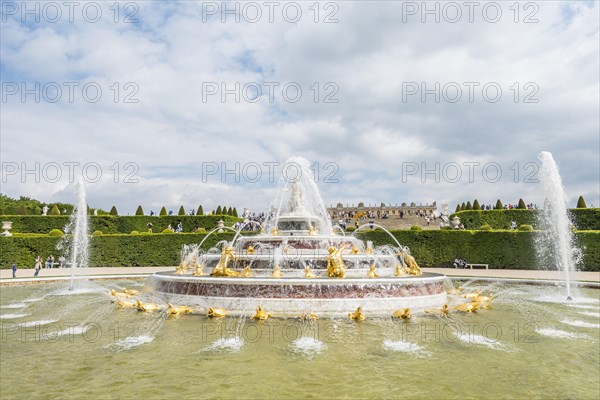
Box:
1, 280, 599, 399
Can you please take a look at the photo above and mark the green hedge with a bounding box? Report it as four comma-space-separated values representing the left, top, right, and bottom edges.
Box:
2, 230, 599, 271
449, 209, 600, 230
358, 230, 600, 271
0, 215, 241, 234
0, 232, 236, 268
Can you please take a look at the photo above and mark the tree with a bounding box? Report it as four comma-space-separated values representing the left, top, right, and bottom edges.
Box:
227, 207, 233, 216
576, 196, 587, 209
159, 207, 167, 216
16, 204, 28, 215
455, 204, 461, 213
135, 205, 144, 216
466, 201, 473, 210
232, 207, 238, 218
216, 206, 222, 215
517, 198, 526, 209
109, 206, 118, 216
473, 199, 481, 210
495, 199, 503, 209
197, 205, 204, 216
460, 202, 466, 211
50, 205, 60, 215
178, 206, 186, 216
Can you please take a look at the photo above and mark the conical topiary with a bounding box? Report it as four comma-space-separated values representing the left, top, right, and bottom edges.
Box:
495, 199, 503, 209
576, 196, 587, 208
135, 205, 144, 216
16, 204, 28, 215
109, 206, 118, 216
455, 204, 461, 213
197, 205, 204, 216
473, 199, 480, 210
232, 208, 238, 218
50, 205, 60, 215
178, 206, 186, 216
460, 202, 466, 211
227, 207, 233, 216
216, 206, 222, 215
466, 201, 472, 210
517, 198, 526, 209
159, 207, 167, 216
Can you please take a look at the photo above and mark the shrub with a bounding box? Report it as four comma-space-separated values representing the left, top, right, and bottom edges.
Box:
576, 196, 587, 209
442, 226, 453, 230
16, 204, 28, 215
178, 206, 185, 216
50, 205, 60, 215
48, 229, 63, 237
495, 199, 503, 209
135, 206, 144, 216
473, 199, 481, 210
460, 202, 466, 211
517, 198, 527, 209
345, 227, 356, 232
232, 207, 238, 218
162, 228, 175, 234
159, 207, 167, 216
479, 224, 492, 231
92, 230, 103, 236
410, 225, 422, 231
109, 206, 118, 216
130, 230, 140, 235
518, 224, 534, 231
455, 204, 461, 213
197, 205, 204, 216
216, 206, 222, 215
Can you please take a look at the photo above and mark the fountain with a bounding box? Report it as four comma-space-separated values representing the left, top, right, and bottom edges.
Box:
147, 158, 450, 317
59, 179, 90, 290
537, 151, 579, 300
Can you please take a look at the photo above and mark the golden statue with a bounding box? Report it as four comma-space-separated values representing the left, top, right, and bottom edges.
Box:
123, 288, 140, 296
113, 299, 136, 308
401, 253, 422, 276
252, 305, 272, 320
350, 246, 360, 255
308, 226, 316, 236
392, 308, 411, 320
272, 265, 283, 278
167, 303, 193, 317
259, 227, 266, 235
326, 245, 346, 278
247, 246, 254, 255
365, 246, 374, 255
394, 264, 406, 277
299, 313, 318, 321
474, 293, 493, 303
348, 306, 365, 321
367, 263, 379, 278
210, 246, 238, 277
240, 266, 253, 278
425, 304, 450, 316
135, 300, 161, 312
454, 302, 479, 313
304, 266, 317, 278
283, 245, 289, 255
207, 307, 228, 318
175, 262, 187, 275
271, 227, 279, 236
462, 290, 481, 299
110, 289, 132, 298
192, 263, 204, 276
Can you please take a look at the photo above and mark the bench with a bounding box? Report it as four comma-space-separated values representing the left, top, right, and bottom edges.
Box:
466, 263, 489, 269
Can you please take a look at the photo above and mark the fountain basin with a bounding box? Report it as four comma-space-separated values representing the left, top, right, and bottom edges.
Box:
147, 272, 448, 316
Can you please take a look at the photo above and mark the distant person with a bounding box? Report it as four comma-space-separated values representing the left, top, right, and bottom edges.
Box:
12, 262, 17, 278
59, 255, 66, 268
150, 210, 154, 216
34, 256, 42, 277
45, 256, 52, 269
510, 220, 517, 230
147, 222, 153, 233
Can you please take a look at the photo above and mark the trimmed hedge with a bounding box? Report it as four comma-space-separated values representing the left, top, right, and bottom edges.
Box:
2, 230, 599, 271
0, 215, 241, 234
450, 209, 600, 230
0, 232, 236, 268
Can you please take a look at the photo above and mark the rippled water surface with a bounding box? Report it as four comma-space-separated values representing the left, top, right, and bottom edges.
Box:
1, 279, 599, 399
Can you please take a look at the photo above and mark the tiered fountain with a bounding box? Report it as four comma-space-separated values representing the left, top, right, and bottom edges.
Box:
147, 158, 449, 317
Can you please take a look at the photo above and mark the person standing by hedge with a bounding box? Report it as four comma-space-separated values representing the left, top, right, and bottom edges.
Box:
12, 262, 17, 278
34, 256, 42, 277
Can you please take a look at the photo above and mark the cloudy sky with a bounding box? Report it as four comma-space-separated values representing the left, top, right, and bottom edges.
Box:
1, 0, 598, 214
